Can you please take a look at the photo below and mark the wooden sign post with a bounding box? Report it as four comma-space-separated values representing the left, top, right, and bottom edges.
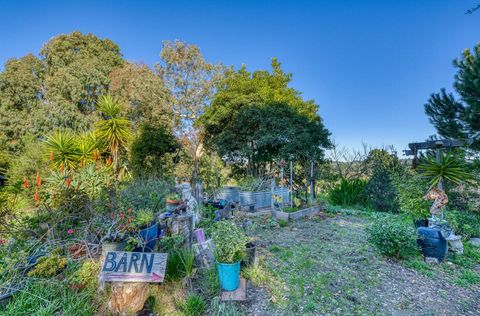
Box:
101, 251, 168, 314
100, 251, 168, 283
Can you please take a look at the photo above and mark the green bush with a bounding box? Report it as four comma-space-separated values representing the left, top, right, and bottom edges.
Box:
329, 178, 367, 207
446, 210, 480, 239
366, 217, 418, 259
119, 177, 170, 211
178, 294, 206, 316
211, 220, 248, 264
68, 260, 100, 291
394, 170, 430, 220
365, 168, 399, 212
27, 254, 68, 278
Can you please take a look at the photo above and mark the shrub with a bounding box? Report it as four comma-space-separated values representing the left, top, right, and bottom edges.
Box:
211, 220, 248, 264
178, 294, 206, 316
69, 260, 100, 291
365, 168, 399, 212
119, 177, 170, 211
27, 254, 68, 278
329, 178, 367, 207
133, 208, 155, 228
366, 217, 418, 259
394, 170, 430, 220
446, 210, 480, 239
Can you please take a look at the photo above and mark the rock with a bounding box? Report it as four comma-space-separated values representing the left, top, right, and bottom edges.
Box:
425, 257, 439, 265
468, 237, 480, 248
109, 282, 149, 315
448, 235, 464, 255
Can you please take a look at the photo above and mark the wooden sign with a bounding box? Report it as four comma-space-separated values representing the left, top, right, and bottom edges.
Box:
100, 251, 168, 283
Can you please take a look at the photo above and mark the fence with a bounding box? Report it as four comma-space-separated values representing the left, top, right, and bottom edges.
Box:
216, 186, 290, 210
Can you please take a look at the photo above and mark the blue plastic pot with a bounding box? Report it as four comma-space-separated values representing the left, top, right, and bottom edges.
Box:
134, 223, 158, 252
217, 261, 240, 291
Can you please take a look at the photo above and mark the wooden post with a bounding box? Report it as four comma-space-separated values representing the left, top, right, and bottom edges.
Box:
271, 178, 275, 211
289, 160, 293, 205
280, 164, 284, 209
309, 161, 314, 206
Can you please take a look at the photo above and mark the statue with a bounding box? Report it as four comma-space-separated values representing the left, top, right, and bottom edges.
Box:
423, 187, 449, 217
175, 182, 200, 225
423, 187, 454, 240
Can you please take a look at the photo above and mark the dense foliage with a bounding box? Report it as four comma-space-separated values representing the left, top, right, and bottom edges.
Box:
211, 220, 248, 263
366, 217, 418, 259
425, 44, 480, 150
199, 60, 331, 177
329, 178, 367, 207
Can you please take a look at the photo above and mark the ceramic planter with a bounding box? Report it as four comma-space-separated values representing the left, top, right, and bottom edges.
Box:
217, 261, 241, 291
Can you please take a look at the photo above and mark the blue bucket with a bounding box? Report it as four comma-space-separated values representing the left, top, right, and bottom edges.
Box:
217, 261, 240, 291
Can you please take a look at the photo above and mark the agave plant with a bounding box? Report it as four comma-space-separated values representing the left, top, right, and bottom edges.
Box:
417, 152, 471, 188
45, 130, 80, 170
95, 94, 132, 171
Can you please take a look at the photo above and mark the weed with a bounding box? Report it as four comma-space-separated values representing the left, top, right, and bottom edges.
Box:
178, 293, 206, 316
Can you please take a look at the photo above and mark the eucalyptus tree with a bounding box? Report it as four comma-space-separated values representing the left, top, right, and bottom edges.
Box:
156, 40, 225, 182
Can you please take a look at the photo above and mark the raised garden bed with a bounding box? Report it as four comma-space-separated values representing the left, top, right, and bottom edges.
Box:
272, 203, 325, 221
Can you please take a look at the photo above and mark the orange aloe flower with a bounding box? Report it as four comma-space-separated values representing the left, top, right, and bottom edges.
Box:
36, 172, 42, 188
34, 190, 40, 203
23, 177, 29, 189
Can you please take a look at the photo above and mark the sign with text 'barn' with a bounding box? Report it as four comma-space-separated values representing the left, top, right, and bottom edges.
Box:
100, 251, 168, 283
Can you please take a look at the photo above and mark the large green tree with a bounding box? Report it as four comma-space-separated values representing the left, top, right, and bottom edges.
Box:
0, 32, 125, 171
199, 60, 331, 177
425, 44, 480, 150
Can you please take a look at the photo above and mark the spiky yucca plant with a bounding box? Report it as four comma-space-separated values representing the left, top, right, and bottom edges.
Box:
45, 130, 79, 170
417, 152, 471, 188
95, 94, 132, 171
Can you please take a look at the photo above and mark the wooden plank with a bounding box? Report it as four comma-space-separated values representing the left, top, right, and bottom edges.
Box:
221, 278, 247, 301
100, 251, 167, 283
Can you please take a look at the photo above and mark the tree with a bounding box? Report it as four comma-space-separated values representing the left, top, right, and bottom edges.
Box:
199, 60, 331, 177
425, 44, 480, 150
0, 32, 125, 171
156, 40, 224, 182
95, 94, 132, 171
130, 124, 178, 177
109, 62, 174, 130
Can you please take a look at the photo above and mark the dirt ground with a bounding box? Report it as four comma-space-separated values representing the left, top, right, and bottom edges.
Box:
238, 212, 480, 316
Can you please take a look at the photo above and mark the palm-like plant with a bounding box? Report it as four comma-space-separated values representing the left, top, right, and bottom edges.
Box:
95, 94, 132, 171
418, 152, 471, 188
76, 132, 100, 167
45, 130, 79, 170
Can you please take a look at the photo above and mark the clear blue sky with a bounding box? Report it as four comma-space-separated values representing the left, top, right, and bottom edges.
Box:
1, 0, 479, 153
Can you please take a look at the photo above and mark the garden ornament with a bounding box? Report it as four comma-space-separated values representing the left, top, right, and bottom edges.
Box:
423, 187, 453, 239
176, 182, 200, 225
423, 187, 448, 217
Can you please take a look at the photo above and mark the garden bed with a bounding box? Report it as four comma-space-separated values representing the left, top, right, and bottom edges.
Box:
272, 203, 325, 221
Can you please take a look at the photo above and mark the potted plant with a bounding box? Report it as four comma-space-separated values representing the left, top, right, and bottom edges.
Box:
133, 208, 158, 252
211, 220, 248, 291
166, 193, 182, 205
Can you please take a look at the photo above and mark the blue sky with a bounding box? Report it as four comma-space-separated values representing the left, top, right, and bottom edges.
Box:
1, 0, 479, 153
